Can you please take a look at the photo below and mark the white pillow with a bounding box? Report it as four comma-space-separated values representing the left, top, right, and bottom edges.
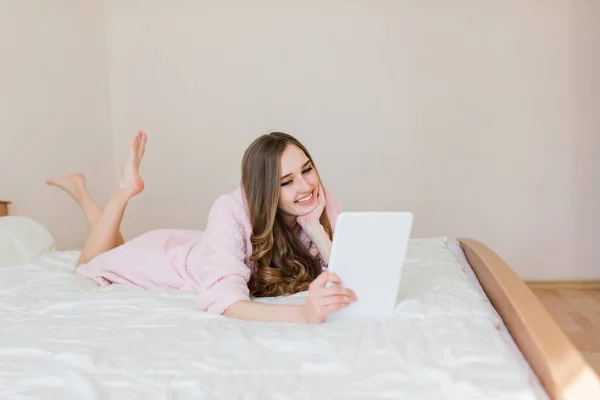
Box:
0, 216, 56, 266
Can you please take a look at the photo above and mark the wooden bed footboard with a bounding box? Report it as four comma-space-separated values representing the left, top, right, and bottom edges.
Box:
457, 238, 600, 400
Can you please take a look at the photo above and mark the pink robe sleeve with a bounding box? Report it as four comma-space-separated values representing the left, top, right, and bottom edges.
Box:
325, 189, 341, 231
316, 189, 341, 268
189, 195, 252, 315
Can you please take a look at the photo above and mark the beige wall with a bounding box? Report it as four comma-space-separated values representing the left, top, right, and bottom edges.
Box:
573, 1, 600, 280
0, 1, 114, 250
103, 1, 598, 281
2, 2, 597, 281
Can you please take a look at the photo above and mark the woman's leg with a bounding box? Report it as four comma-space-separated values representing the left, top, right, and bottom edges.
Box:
46, 173, 125, 247
73, 131, 146, 267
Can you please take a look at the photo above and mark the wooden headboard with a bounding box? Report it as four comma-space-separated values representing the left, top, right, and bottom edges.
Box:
0, 200, 10, 217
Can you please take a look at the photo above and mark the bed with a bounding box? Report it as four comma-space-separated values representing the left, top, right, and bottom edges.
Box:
1, 208, 599, 399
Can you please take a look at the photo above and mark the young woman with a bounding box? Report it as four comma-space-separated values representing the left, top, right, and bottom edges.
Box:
47, 130, 356, 324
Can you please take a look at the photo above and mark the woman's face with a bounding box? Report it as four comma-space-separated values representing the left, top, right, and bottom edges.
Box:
277, 144, 320, 221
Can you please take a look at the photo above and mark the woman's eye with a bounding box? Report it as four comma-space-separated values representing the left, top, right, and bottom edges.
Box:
281, 180, 292, 187
302, 167, 313, 174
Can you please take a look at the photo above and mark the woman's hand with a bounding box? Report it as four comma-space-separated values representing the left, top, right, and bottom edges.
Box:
296, 185, 326, 236
295, 184, 333, 264
301, 271, 357, 324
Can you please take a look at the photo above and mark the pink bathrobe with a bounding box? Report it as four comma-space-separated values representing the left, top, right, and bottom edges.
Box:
76, 187, 340, 315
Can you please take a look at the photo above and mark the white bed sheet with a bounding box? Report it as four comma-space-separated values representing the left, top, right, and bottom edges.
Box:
0, 237, 547, 399
447, 240, 549, 400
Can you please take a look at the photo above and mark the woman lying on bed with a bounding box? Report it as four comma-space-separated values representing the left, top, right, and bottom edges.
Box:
46, 130, 356, 324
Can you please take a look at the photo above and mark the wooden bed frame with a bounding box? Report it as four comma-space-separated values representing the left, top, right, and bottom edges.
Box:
2, 201, 597, 398
458, 238, 600, 400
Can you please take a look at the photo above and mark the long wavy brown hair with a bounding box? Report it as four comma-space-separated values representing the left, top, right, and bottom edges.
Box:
242, 132, 334, 298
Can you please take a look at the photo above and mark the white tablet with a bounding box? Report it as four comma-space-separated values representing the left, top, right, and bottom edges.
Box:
325, 211, 413, 322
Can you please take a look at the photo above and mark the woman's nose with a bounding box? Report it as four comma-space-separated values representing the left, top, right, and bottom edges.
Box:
297, 176, 311, 192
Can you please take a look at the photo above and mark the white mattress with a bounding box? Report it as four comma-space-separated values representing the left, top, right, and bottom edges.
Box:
0, 237, 547, 399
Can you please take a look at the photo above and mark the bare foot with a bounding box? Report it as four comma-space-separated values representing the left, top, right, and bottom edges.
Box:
46, 173, 87, 202
118, 130, 146, 198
